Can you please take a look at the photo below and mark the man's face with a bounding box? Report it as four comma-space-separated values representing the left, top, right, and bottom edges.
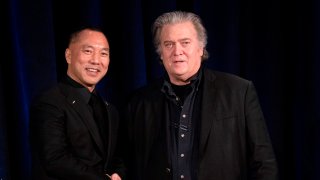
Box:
159, 21, 203, 85
65, 29, 110, 92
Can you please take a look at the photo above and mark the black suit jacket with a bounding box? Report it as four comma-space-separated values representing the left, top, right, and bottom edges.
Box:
30, 81, 124, 180
125, 68, 278, 180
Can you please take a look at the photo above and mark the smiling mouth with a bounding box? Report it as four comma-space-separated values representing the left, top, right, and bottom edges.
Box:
86, 68, 100, 72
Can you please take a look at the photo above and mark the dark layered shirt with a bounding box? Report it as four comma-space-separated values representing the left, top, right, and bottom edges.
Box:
161, 67, 203, 180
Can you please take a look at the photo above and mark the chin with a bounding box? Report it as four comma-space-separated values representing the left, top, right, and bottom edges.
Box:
173, 69, 188, 75
85, 79, 99, 85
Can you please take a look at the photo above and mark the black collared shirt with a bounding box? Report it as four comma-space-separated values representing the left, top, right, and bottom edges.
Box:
161, 67, 203, 180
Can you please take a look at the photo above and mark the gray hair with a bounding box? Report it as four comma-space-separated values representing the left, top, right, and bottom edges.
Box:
152, 11, 209, 60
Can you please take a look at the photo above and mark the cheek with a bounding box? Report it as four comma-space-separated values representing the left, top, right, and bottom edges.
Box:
195, 46, 203, 56
161, 52, 172, 64
162, 59, 172, 71
73, 55, 88, 66
102, 59, 110, 68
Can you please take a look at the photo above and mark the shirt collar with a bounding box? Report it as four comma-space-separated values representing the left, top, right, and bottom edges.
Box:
161, 66, 203, 97
64, 75, 93, 104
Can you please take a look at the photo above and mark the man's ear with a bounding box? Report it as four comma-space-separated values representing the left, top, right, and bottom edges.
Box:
200, 48, 204, 57
65, 48, 71, 64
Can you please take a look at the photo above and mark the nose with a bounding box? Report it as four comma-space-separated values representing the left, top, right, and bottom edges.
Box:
89, 52, 100, 64
173, 43, 183, 56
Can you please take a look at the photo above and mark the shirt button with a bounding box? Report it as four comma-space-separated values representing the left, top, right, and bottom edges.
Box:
180, 175, 185, 179
166, 168, 171, 173
182, 114, 186, 118
180, 153, 184, 158
181, 134, 185, 138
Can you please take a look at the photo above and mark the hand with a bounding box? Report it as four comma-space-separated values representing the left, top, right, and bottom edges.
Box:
105, 173, 121, 180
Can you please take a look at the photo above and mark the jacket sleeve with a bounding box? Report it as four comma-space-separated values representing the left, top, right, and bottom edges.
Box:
105, 103, 127, 179
245, 82, 278, 180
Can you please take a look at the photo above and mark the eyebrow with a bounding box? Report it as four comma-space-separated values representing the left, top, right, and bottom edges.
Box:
163, 38, 191, 42
101, 48, 110, 51
179, 38, 191, 41
82, 44, 109, 51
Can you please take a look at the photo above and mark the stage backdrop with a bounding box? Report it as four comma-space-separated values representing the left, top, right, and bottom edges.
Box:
1, 0, 320, 179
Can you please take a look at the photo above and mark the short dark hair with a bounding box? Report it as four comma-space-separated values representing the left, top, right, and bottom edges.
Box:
68, 26, 105, 46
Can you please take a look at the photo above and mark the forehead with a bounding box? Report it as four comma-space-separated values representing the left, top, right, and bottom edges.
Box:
73, 30, 109, 48
160, 21, 197, 41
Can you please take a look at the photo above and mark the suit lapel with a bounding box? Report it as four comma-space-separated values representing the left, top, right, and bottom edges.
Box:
59, 83, 105, 154
199, 70, 217, 157
105, 103, 114, 165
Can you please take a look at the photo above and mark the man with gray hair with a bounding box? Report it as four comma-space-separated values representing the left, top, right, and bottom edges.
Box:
125, 11, 278, 180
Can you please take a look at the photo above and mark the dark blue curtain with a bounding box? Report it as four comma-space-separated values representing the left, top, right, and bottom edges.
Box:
2, 0, 320, 179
